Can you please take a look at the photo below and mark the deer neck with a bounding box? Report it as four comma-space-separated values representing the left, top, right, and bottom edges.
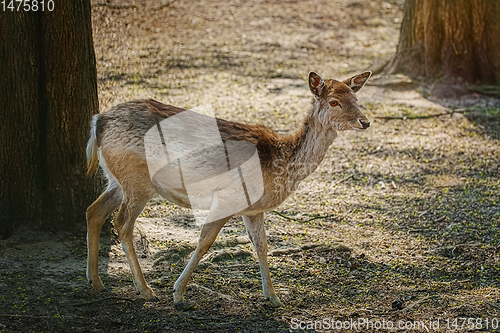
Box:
280, 104, 337, 188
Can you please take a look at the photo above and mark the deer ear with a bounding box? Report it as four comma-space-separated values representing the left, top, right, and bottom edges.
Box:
343, 71, 372, 93
308, 71, 324, 96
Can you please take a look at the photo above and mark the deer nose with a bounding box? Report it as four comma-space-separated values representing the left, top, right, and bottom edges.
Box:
359, 119, 370, 129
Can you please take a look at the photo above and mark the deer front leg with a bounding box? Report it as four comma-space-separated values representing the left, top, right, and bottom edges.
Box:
173, 216, 230, 308
242, 213, 282, 307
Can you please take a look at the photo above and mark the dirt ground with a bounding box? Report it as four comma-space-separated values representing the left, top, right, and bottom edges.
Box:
2, 0, 500, 332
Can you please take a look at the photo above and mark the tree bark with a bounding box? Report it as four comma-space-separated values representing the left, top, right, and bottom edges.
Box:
0, 1, 100, 238
386, 0, 500, 86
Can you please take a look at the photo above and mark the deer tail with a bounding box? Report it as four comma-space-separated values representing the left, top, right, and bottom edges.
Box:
86, 114, 100, 177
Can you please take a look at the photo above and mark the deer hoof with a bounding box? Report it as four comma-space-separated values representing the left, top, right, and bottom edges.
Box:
149, 296, 160, 303
89, 279, 105, 292
268, 296, 283, 307
174, 301, 189, 310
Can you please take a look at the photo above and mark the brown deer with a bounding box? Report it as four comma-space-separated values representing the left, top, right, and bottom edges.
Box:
86, 71, 371, 308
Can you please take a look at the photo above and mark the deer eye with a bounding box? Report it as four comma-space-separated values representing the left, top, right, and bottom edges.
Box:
329, 101, 339, 107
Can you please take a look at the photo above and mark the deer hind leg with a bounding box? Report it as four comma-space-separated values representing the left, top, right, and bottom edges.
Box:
173, 216, 231, 307
86, 180, 123, 292
243, 213, 282, 307
113, 189, 156, 300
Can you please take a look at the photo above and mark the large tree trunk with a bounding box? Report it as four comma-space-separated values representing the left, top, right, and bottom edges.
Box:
387, 0, 500, 87
0, 1, 100, 238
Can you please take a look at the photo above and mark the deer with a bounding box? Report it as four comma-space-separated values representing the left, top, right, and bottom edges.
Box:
85, 70, 371, 308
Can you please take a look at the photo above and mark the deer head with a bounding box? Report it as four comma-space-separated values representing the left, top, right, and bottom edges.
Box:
308, 71, 371, 131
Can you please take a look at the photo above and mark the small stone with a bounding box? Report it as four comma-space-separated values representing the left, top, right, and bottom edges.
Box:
392, 299, 403, 310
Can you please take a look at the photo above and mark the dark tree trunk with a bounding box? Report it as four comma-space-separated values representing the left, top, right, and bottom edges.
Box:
0, 1, 100, 238
387, 0, 500, 86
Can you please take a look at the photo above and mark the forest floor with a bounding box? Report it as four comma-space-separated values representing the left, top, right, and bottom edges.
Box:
2, 0, 500, 332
